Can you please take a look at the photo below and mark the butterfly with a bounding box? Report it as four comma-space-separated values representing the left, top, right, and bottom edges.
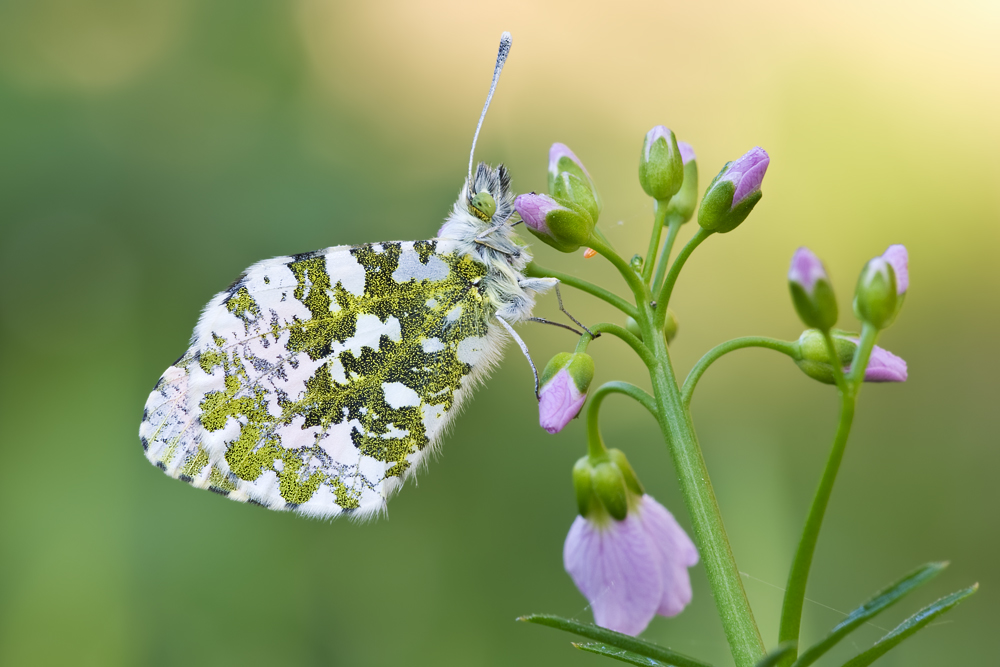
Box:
139, 32, 558, 520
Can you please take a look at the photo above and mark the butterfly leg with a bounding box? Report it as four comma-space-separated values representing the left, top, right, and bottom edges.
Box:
554, 284, 598, 338
495, 315, 540, 399
526, 316, 584, 336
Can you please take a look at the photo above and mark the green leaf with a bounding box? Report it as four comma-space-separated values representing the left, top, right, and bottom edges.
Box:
755, 642, 796, 667
840, 584, 978, 667
517, 614, 713, 667
793, 562, 948, 667
574, 642, 675, 666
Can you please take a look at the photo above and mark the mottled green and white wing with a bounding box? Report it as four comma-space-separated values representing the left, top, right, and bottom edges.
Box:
140, 240, 501, 519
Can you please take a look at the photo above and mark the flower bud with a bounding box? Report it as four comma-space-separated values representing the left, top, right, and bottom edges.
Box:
638, 126, 684, 202
662, 141, 698, 223
548, 143, 601, 213
626, 310, 678, 344
788, 247, 838, 330
881, 244, 908, 320
794, 329, 908, 384
697, 147, 769, 233
551, 171, 600, 224
514, 193, 595, 253
853, 256, 897, 329
538, 352, 595, 434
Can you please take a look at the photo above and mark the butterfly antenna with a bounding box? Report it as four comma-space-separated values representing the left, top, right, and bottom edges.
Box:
467, 31, 512, 195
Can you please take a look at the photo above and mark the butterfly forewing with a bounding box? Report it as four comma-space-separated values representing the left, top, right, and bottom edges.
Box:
141, 239, 503, 519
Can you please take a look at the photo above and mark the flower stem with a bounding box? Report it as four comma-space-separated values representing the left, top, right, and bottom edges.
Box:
588, 234, 651, 305
681, 337, 799, 406
526, 263, 638, 319
778, 322, 880, 662
643, 202, 670, 284
574, 323, 655, 366
638, 302, 765, 666
778, 388, 856, 655
652, 215, 684, 293
656, 227, 713, 327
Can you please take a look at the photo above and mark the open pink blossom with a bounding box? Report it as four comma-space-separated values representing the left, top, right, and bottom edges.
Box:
563, 495, 698, 635
858, 344, 908, 382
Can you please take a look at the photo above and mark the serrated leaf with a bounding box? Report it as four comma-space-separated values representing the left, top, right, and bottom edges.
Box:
840, 584, 978, 667
755, 642, 796, 667
574, 642, 675, 666
517, 614, 712, 667
793, 562, 948, 667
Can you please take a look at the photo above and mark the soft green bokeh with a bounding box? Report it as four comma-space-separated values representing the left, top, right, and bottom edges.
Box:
1, 1, 997, 665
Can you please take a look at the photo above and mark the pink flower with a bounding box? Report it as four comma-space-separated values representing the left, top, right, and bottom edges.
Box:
538, 368, 587, 434
722, 146, 769, 208
563, 495, 699, 636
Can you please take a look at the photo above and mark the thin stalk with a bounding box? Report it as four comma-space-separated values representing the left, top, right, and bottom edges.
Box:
526, 263, 638, 319
778, 389, 856, 655
655, 227, 713, 327
652, 215, 683, 293
642, 202, 670, 284
638, 301, 764, 666
820, 330, 849, 395
588, 234, 651, 305
682, 337, 799, 406
588, 381, 658, 434
778, 323, 881, 663
575, 323, 655, 367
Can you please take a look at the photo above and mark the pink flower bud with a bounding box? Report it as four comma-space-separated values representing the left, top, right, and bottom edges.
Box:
882, 244, 909, 295
863, 344, 908, 382
513, 193, 563, 236
538, 368, 587, 434
677, 140, 696, 165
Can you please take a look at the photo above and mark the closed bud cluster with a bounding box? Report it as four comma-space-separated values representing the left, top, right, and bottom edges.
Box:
788, 247, 838, 330
698, 147, 769, 233
638, 126, 684, 202
538, 352, 595, 434
794, 329, 908, 384
662, 141, 698, 223
516, 143, 600, 252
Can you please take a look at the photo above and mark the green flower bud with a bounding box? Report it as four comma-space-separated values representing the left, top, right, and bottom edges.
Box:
514, 193, 595, 253
593, 461, 629, 521
662, 141, 698, 223
638, 126, 684, 201
788, 247, 838, 331
794, 329, 856, 385
548, 143, 601, 215
626, 310, 678, 344
853, 257, 898, 329
551, 171, 600, 225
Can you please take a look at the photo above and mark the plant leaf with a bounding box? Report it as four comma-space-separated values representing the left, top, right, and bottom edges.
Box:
839, 584, 978, 667
755, 642, 796, 667
574, 642, 675, 666
793, 562, 948, 667
517, 614, 713, 667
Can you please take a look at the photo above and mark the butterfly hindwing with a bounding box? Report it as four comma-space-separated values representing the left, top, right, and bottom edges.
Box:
141, 240, 504, 519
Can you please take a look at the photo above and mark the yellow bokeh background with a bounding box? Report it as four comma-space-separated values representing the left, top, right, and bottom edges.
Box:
0, 1, 997, 665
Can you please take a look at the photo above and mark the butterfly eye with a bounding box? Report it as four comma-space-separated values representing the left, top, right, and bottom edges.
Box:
469, 191, 497, 222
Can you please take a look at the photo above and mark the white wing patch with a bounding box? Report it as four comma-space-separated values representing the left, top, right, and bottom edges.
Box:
140, 240, 503, 519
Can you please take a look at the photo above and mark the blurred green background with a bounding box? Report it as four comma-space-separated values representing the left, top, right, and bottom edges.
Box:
1, 1, 997, 665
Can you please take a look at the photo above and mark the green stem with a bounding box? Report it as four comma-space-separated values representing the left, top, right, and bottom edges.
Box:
655, 227, 713, 327
652, 215, 683, 293
681, 337, 799, 406
778, 388, 856, 656
778, 324, 881, 663
575, 323, 655, 367
588, 234, 651, 306
642, 202, 670, 284
820, 330, 850, 395
637, 302, 764, 666
526, 263, 638, 319
587, 381, 659, 459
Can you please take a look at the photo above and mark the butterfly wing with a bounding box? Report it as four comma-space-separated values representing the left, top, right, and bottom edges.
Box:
140, 240, 504, 519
